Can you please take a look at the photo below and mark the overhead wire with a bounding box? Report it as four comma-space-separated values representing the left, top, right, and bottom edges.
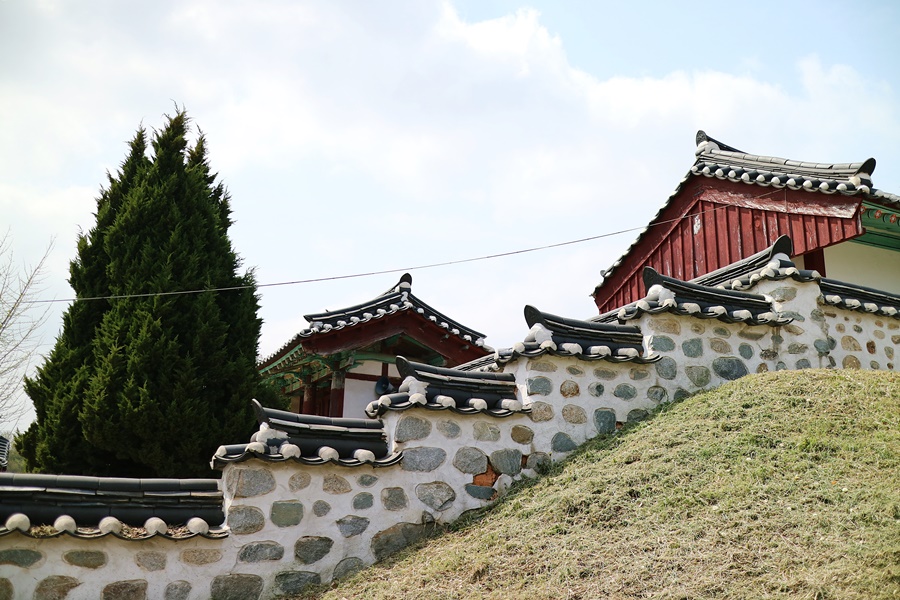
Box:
24, 193, 783, 306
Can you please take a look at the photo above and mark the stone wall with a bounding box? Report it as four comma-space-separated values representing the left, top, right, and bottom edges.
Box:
2, 276, 896, 599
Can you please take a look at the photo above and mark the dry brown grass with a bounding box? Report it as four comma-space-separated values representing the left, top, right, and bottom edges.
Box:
296, 369, 900, 600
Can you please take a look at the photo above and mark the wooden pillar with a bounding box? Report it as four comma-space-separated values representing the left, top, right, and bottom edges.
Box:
301, 376, 314, 415
803, 248, 827, 277
329, 370, 345, 417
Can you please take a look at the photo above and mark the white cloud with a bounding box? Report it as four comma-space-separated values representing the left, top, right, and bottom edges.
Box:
2, 0, 898, 427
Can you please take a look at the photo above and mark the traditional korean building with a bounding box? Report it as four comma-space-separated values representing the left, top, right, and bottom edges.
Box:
258, 273, 491, 418
592, 131, 900, 313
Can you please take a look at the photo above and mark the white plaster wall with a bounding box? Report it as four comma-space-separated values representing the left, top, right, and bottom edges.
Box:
343, 378, 377, 419
824, 242, 900, 293
4, 275, 897, 598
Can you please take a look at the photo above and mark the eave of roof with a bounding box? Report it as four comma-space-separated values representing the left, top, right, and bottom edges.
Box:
259, 273, 489, 371
366, 357, 526, 418
593, 131, 897, 298
496, 305, 659, 365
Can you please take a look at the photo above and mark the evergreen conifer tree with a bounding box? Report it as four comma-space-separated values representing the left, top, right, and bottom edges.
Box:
19, 111, 283, 478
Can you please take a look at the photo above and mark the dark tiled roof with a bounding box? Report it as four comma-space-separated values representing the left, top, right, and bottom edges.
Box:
0, 474, 226, 540
366, 357, 525, 418
260, 273, 489, 369
454, 354, 502, 372
0, 437, 8, 471
610, 267, 793, 326
594, 131, 896, 296
212, 400, 401, 469
691, 235, 794, 287
820, 279, 900, 317
692, 131, 877, 194
496, 306, 658, 364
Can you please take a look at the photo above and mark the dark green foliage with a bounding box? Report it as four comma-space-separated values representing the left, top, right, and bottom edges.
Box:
18, 111, 286, 478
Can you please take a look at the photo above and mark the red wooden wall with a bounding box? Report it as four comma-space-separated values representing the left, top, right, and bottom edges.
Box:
593, 177, 864, 314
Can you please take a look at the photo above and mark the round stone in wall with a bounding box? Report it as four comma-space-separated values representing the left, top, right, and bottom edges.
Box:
34, 576, 80, 600
371, 522, 426, 561
527, 359, 557, 372
395, 415, 431, 442
682, 338, 703, 358
709, 338, 732, 354
511, 425, 534, 444
437, 419, 461, 439
453, 446, 488, 475
210, 574, 263, 600
529, 401, 554, 422
101, 580, 148, 600
593, 408, 616, 434
164, 581, 191, 600
647, 386, 667, 404
323, 474, 352, 494
785, 324, 804, 336
796, 359, 811, 369
588, 382, 604, 397
843, 355, 861, 369
294, 536, 334, 565
271, 500, 304, 527
613, 383, 637, 400
655, 357, 678, 380
627, 409, 649, 422
228, 505, 265, 534
841, 336, 862, 351
0, 578, 11, 600
788, 343, 808, 354
560, 380, 580, 397
770, 286, 796, 302
738, 343, 754, 359
473, 421, 500, 441
416, 481, 457, 511
526, 376, 553, 396
357, 474, 378, 487
63, 550, 107, 569
333, 557, 366, 580
135, 551, 166, 571
490, 449, 523, 475
712, 357, 749, 380
289, 471, 311, 492
651, 318, 680, 334
401, 447, 446, 472
629, 368, 649, 381
231, 467, 276, 498
353, 492, 374, 510
713, 326, 730, 338
526, 452, 551, 471
566, 365, 584, 376
650, 335, 675, 352
381, 487, 409, 511
551, 432, 578, 453
562, 404, 587, 424
239, 542, 284, 563
738, 328, 764, 341
274, 572, 321, 596
313, 500, 331, 517
691, 323, 705, 334
0, 549, 42, 568
592, 367, 617, 380
685, 365, 711, 387
337, 516, 370, 538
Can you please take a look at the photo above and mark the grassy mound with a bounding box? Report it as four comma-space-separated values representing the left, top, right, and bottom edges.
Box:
298, 369, 900, 599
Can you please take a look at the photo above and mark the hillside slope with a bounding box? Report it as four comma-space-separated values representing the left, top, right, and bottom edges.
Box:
296, 369, 899, 600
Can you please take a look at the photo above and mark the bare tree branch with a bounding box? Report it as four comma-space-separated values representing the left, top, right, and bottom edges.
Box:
0, 231, 52, 430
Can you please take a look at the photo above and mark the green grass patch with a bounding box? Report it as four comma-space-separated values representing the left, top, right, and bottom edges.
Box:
294, 369, 900, 599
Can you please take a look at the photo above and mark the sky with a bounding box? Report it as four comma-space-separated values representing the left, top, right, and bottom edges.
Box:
2, 0, 899, 428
